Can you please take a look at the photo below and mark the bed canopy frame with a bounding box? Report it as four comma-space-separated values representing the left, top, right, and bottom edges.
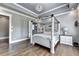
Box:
30, 14, 60, 54
50, 14, 60, 54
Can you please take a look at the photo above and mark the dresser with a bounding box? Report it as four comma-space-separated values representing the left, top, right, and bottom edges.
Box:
60, 35, 73, 46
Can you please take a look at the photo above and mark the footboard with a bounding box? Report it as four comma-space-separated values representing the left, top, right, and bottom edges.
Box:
32, 35, 51, 48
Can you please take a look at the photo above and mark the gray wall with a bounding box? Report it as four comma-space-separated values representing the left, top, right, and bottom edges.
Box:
0, 16, 9, 37
56, 10, 78, 42
1, 10, 30, 41
11, 14, 28, 41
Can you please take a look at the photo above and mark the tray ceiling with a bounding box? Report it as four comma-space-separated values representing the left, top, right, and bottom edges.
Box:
18, 3, 66, 14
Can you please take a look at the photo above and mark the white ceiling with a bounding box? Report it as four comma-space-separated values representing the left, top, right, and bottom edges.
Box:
18, 3, 65, 14
0, 3, 78, 18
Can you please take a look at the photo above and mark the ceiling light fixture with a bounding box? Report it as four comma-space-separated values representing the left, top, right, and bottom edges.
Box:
35, 5, 43, 12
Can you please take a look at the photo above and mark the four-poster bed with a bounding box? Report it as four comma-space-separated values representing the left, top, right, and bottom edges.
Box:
31, 14, 60, 54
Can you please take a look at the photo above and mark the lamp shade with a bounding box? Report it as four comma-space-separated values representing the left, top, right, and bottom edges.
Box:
63, 27, 68, 32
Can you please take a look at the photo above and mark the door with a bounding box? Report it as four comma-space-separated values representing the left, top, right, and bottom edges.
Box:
0, 12, 12, 44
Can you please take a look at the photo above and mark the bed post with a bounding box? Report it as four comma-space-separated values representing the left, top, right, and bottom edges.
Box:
50, 14, 55, 54
29, 21, 33, 44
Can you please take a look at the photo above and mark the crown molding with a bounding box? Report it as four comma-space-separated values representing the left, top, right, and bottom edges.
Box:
55, 11, 70, 16
13, 3, 38, 17
13, 3, 68, 17
38, 4, 68, 16
1, 3, 70, 19
0, 6, 36, 20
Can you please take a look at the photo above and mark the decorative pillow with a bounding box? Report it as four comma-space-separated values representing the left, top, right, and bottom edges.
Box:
44, 32, 51, 35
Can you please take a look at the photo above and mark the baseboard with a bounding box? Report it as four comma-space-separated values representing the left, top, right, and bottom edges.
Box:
10, 38, 29, 44
0, 36, 9, 40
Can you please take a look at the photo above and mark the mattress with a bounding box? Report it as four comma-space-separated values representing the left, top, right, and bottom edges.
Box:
32, 34, 51, 48
33, 33, 51, 40
32, 33, 59, 48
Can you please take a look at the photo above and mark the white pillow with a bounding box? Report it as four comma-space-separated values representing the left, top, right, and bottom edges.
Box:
44, 32, 51, 35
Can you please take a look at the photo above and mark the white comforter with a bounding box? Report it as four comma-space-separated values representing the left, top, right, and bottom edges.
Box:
32, 33, 59, 48
33, 33, 51, 40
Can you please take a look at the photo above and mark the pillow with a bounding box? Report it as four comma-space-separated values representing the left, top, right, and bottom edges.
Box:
44, 32, 51, 35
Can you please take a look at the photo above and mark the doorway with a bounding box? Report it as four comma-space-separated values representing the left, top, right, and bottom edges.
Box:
0, 15, 9, 45
0, 12, 12, 45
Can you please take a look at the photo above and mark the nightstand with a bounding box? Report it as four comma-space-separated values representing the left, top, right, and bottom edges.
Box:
60, 35, 73, 46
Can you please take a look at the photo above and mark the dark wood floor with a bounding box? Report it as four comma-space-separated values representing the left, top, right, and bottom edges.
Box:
0, 39, 79, 56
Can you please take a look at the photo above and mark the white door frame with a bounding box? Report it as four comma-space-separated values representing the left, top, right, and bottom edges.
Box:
0, 12, 12, 45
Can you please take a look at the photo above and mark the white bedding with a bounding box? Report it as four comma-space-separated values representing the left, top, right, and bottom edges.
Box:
32, 33, 59, 48
33, 33, 51, 40
33, 33, 59, 41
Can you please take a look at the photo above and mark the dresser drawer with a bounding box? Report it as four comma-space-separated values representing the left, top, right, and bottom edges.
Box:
60, 36, 66, 41
60, 36, 66, 44
65, 37, 72, 45
60, 35, 72, 46
60, 40, 66, 44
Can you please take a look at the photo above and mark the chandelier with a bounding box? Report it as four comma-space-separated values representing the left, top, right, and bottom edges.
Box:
35, 4, 43, 12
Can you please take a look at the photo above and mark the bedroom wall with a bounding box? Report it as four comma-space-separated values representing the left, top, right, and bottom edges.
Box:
11, 14, 28, 41
56, 10, 78, 42
0, 16, 9, 38
74, 9, 79, 43
0, 8, 30, 42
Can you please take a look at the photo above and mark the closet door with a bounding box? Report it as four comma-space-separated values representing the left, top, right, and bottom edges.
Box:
21, 18, 28, 38
23, 19, 27, 38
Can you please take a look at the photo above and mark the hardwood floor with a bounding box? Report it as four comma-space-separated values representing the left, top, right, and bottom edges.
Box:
0, 39, 79, 56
